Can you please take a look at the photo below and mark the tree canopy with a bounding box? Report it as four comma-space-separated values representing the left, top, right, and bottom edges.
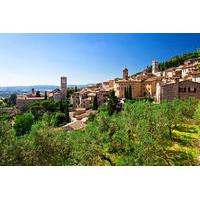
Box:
13, 113, 34, 136
1, 97, 199, 166
159, 50, 200, 71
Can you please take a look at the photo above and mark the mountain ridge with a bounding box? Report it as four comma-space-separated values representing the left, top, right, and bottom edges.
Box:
0, 85, 86, 97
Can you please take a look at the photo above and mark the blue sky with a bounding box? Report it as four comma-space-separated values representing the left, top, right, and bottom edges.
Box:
0, 33, 200, 86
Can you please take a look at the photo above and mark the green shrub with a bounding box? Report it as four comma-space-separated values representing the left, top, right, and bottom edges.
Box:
30, 105, 44, 120
13, 113, 34, 136
88, 113, 96, 122
41, 100, 56, 112
54, 112, 67, 127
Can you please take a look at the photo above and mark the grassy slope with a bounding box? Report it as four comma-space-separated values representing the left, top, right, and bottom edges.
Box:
167, 121, 200, 166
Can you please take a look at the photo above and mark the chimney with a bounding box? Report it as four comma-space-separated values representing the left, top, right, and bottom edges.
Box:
32, 88, 35, 96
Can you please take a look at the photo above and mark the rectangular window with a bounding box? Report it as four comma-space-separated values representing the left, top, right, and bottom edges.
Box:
188, 87, 196, 93
179, 87, 186, 93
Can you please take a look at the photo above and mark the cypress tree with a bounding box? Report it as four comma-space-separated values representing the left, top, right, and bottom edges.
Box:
44, 91, 48, 100
129, 85, 132, 100
127, 86, 129, 99
107, 90, 118, 115
60, 99, 64, 113
93, 94, 98, 110
124, 87, 127, 99
125, 87, 129, 99
65, 101, 70, 123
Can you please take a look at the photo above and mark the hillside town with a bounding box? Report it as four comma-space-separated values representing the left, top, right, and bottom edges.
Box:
15, 58, 200, 107
10, 56, 200, 130
70, 57, 200, 107
1, 49, 200, 167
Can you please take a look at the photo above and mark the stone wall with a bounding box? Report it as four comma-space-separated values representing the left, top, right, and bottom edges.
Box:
161, 80, 200, 101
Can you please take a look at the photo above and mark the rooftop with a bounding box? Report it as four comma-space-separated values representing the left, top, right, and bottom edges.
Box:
145, 76, 163, 81
17, 96, 44, 100
64, 120, 85, 131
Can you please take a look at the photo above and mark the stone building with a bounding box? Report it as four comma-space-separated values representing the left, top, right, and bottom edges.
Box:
49, 90, 62, 101
113, 79, 142, 99
156, 79, 200, 102
70, 92, 80, 107
182, 65, 197, 78
71, 57, 200, 107
70, 86, 110, 109
191, 71, 200, 83
108, 80, 114, 90
16, 76, 68, 107
48, 76, 68, 101
154, 57, 200, 102
113, 65, 158, 99
96, 89, 110, 104
114, 67, 140, 99
163, 67, 177, 78
145, 76, 162, 97
16, 96, 44, 108
113, 57, 200, 101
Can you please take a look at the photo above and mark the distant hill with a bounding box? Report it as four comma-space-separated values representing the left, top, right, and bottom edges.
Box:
131, 49, 200, 77
0, 85, 86, 97
159, 49, 200, 71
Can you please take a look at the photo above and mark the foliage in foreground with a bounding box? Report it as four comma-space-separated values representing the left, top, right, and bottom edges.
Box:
0, 120, 72, 166
0, 98, 200, 166
69, 99, 199, 166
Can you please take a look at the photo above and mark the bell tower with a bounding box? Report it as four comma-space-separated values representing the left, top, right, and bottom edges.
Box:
123, 66, 128, 80
60, 76, 67, 99
152, 60, 159, 75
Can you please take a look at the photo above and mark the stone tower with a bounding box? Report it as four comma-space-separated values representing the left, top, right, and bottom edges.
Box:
31, 88, 35, 96
152, 60, 159, 75
123, 66, 128, 80
60, 76, 67, 99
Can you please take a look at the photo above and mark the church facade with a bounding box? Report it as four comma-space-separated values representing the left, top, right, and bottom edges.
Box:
113, 64, 162, 99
